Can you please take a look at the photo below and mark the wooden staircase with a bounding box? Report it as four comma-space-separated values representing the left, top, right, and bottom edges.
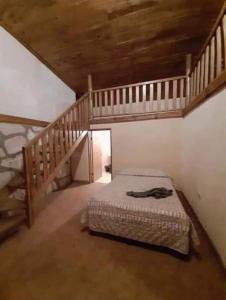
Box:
22, 92, 90, 226
0, 91, 91, 239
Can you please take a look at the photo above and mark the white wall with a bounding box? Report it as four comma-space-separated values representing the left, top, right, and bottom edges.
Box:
71, 137, 89, 182
0, 27, 75, 122
182, 88, 226, 266
92, 118, 183, 188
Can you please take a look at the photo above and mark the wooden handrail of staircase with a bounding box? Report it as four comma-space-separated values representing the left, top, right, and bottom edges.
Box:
184, 5, 226, 114
22, 92, 90, 226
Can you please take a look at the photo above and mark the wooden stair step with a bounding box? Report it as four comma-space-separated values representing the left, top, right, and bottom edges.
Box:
0, 196, 25, 218
7, 174, 26, 191
0, 216, 25, 241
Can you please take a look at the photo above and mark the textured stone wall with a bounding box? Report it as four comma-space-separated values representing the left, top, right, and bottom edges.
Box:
0, 123, 71, 199
0, 123, 41, 189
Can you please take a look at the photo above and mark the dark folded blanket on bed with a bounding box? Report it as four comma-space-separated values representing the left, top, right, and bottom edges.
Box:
127, 187, 173, 199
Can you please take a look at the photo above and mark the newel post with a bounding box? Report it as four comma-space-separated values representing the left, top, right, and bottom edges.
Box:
185, 54, 192, 107
88, 74, 93, 124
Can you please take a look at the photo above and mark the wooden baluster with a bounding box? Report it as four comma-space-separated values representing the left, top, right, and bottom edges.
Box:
59, 119, 65, 158
180, 78, 184, 109
84, 97, 87, 128
74, 107, 78, 139
196, 61, 201, 95
79, 104, 82, 135
157, 82, 161, 112
81, 101, 84, 130
88, 74, 93, 121
41, 135, 48, 180
82, 99, 85, 129
200, 54, 205, 92
68, 111, 71, 143
223, 15, 226, 69
110, 90, 114, 115
149, 83, 154, 112
79, 102, 83, 133
190, 73, 194, 102
34, 141, 42, 188
135, 86, 139, 113
193, 67, 197, 97
128, 87, 132, 113
48, 128, 55, 172
204, 45, 210, 88
79, 104, 81, 135
142, 84, 146, 113
73, 107, 77, 139
82, 100, 85, 128
70, 109, 74, 143
73, 106, 77, 140
54, 123, 60, 165
80, 103, 83, 133
192, 71, 195, 98
116, 89, 120, 115
65, 115, 69, 152
185, 54, 192, 104
122, 88, 126, 114
86, 95, 89, 127
216, 26, 222, 76
71, 108, 75, 143
78, 104, 80, 135
173, 80, 177, 110
68, 111, 73, 148
210, 36, 216, 82
164, 81, 169, 111
104, 90, 108, 115
99, 92, 103, 116
94, 92, 98, 117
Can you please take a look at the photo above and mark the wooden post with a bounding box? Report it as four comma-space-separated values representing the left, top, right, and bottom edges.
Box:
88, 74, 93, 124
88, 131, 94, 183
185, 54, 192, 106
22, 147, 34, 227
88, 74, 93, 91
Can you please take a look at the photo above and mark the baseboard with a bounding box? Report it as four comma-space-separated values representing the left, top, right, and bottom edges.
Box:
177, 190, 226, 274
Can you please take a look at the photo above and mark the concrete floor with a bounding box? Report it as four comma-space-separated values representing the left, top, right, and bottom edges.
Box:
0, 182, 225, 300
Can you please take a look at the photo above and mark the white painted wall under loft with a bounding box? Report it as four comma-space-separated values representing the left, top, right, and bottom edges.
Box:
0, 27, 75, 122
91, 118, 183, 188
182, 88, 226, 267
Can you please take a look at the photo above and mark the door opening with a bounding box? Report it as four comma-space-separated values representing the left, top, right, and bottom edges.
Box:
92, 130, 112, 183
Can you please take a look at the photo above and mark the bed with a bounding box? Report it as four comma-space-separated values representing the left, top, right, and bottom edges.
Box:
82, 168, 199, 254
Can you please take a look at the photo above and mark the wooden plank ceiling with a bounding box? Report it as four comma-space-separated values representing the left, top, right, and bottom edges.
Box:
0, 0, 224, 94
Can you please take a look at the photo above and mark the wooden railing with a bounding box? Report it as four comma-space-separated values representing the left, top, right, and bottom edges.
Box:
22, 92, 90, 226
185, 5, 226, 114
91, 75, 186, 119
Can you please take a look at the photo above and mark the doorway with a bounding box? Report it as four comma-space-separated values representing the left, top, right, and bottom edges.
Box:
91, 130, 112, 183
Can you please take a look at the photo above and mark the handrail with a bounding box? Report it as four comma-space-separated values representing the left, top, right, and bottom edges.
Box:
185, 4, 226, 112
191, 3, 226, 74
0, 114, 49, 127
23, 91, 90, 226
93, 75, 186, 93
